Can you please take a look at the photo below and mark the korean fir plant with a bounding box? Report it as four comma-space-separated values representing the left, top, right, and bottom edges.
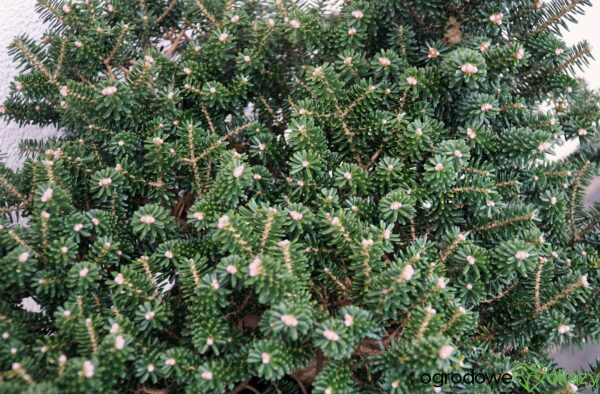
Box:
0, 0, 599, 393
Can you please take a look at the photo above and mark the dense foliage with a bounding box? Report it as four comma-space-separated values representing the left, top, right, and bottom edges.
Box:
1, 0, 599, 393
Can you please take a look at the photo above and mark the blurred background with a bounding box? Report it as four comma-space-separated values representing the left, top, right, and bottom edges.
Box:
0, 0, 599, 388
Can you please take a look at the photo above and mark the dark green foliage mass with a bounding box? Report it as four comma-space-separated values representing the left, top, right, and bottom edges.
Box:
0, 0, 599, 393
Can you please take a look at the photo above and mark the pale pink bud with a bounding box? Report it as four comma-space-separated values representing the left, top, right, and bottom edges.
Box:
82, 360, 94, 378
439, 345, 454, 360
400, 264, 414, 281
201, 370, 213, 380
514, 251, 529, 260
390, 201, 403, 210
489, 13, 503, 25
139, 215, 155, 224
323, 329, 340, 341
428, 47, 440, 58
217, 215, 230, 229
351, 10, 364, 19
557, 324, 571, 334
290, 211, 303, 221
249, 256, 262, 277
406, 76, 418, 85
378, 57, 391, 67
41, 188, 53, 202
281, 314, 298, 327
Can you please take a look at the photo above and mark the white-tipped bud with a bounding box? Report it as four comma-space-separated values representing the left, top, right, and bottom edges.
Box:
538, 141, 551, 151
249, 257, 262, 277
290, 211, 303, 221
232, 165, 245, 178
281, 314, 298, 327
82, 360, 95, 378
489, 13, 503, 25
515, 48, 525, 60
406, 76, 418, 85
201, 370, 213, 380
323, 329, 340, 342
139, 215, 155, 224
261, 352, 271, 364
439, 345, 454, 360
18, 252, 29, 263
557, 324, 571, 334
361, 239, 374, 248
428, 47, 440, 58
114, 273, 124, 285
400, 264, 414, 281
41, 188, 54, 203
98, 178, 112, 187
390, 201, 403, 210
101, 86, 118, 96
115, 335, 125, 350
460, 63, 479, 75
217, 215, 230, 229
351, 10, 364, 19
514, 251, 529, 261
226, 265, 238, 275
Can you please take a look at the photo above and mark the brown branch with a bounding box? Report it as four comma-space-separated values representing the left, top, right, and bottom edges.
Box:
569, 161, 590, 236
156, 0, 178, 23
527, 0, 583, 37
164, 27, 187, 57
480, 280, 518, 305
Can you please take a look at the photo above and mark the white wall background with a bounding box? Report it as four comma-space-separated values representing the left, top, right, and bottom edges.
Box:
0, 0, 58, 169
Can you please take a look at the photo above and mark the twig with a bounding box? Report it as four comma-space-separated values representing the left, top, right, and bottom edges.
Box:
164, 27, 187, 57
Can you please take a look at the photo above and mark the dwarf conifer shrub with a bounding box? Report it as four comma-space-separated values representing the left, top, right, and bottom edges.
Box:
1, 0, 599, 393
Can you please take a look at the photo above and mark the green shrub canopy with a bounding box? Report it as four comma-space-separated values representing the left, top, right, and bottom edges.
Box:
0, 0, 599, 393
